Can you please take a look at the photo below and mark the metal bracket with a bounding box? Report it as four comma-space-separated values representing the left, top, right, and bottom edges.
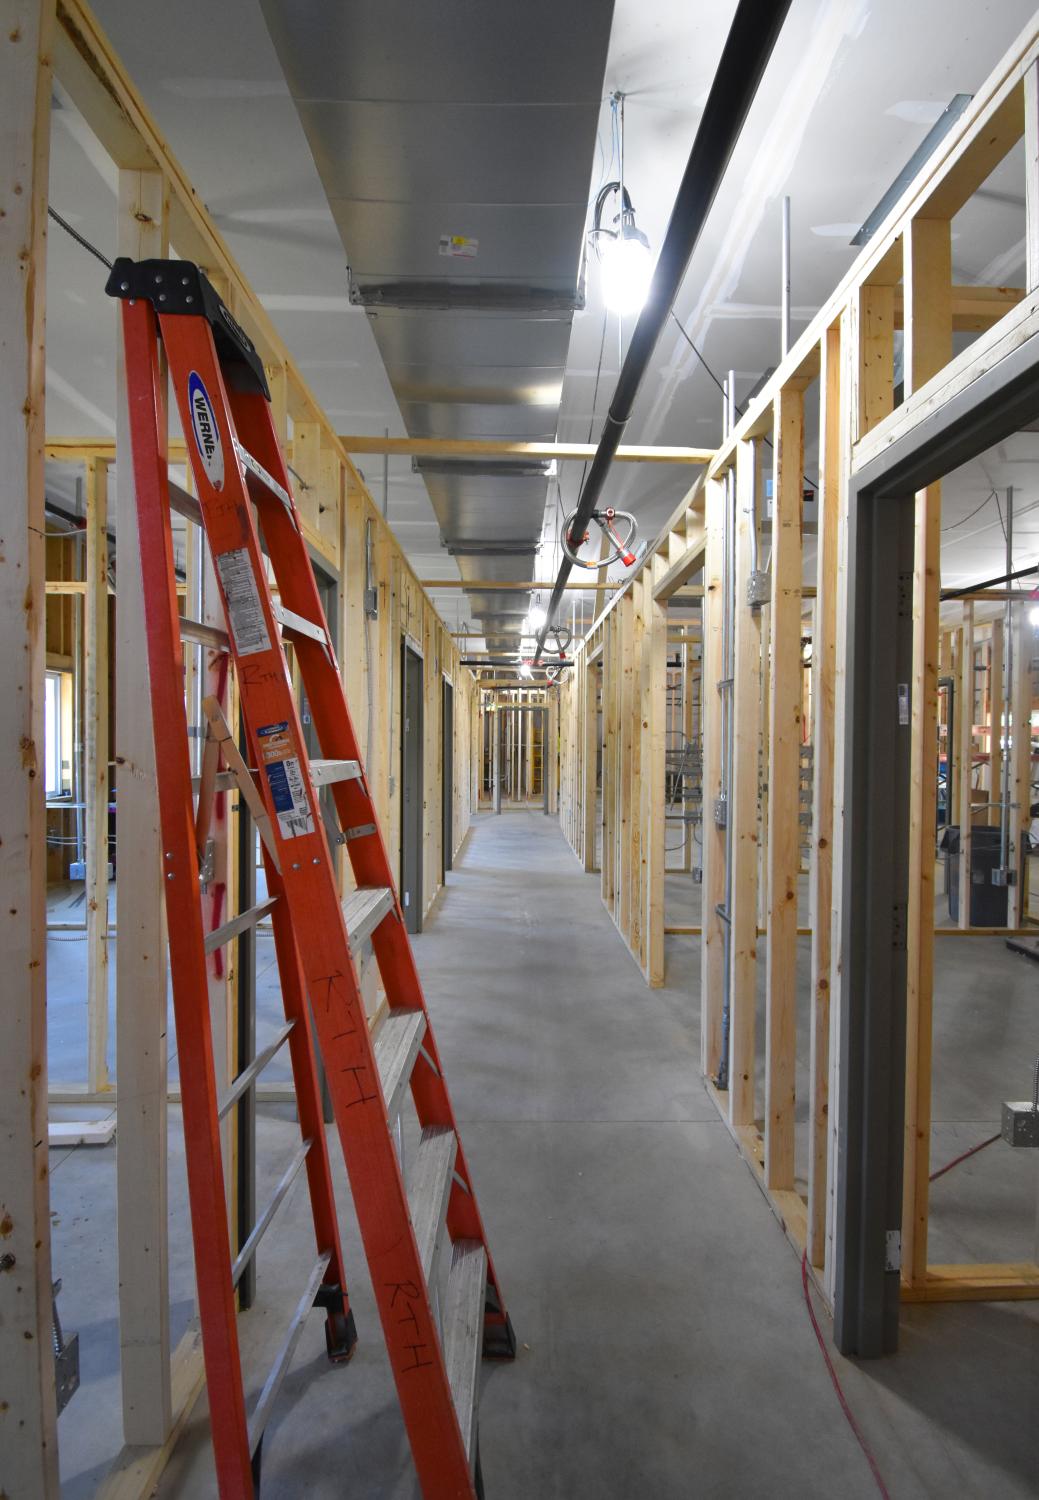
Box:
747, 569, 770, 608
884, 1230, 901, 1274
52, 1279, 80, 1415
199, 837, 216, 888
319, 800, 347, 848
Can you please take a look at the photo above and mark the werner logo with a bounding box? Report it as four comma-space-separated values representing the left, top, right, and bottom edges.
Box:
188, 372, 224, 489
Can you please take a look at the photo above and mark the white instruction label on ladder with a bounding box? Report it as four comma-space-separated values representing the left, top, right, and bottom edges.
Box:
257, 721, 315, 839
215, 548, 272, 656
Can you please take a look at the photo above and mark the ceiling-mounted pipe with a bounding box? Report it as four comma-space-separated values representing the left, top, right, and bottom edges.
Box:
534, 0, 793, 661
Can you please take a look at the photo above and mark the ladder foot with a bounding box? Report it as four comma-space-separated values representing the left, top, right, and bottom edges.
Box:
481, 1310, 517, 1361
323, 1306, 358, 1365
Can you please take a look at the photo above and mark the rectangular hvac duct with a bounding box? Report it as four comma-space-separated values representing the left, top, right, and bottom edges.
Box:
259, 0, 614, 644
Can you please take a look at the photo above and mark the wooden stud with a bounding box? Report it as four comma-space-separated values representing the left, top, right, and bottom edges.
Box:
728, 439, 762, 1129
901, 214, 951, 1286
0, 6, 60, 1492
85, 457, 112, 1093
1025, 60, 1039, 291
644, 562, 667, 986
989, 621, 1004, 829
115, 164, 173, 1448
700, 478, 727, 1081
807, 327, 840, 1268
957, 602, 975, 929
765, 387, 805, 1192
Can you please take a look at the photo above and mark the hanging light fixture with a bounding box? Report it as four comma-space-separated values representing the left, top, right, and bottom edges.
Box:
590, 92, 653, 317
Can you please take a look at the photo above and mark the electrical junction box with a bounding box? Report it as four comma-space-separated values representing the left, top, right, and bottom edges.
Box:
70, 861, 113, 881
1002, 1101, 1039, 1147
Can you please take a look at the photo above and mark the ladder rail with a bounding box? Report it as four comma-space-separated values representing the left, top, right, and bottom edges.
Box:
120, 296, 254, 1496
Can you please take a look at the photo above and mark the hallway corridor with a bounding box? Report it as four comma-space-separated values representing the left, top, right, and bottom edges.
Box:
153, 811, 1036, 1500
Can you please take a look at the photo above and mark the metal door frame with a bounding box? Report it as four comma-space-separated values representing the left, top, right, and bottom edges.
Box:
442, 676, 454, 874
835, 324, 1039, 1357
400, 638, 424, 933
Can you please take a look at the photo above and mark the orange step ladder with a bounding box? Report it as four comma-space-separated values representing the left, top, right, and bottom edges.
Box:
107, 256, 514, 1499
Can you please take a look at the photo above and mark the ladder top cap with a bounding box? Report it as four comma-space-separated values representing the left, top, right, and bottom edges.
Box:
105, 257, 270, 402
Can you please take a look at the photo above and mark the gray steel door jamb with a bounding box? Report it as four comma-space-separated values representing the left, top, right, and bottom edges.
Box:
835, 325, 1039, 1357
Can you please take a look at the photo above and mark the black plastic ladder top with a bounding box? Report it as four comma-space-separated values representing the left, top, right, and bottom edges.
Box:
106, 256, 270, 399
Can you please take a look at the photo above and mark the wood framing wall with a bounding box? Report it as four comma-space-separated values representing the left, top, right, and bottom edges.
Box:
556, 11, 1039, 1320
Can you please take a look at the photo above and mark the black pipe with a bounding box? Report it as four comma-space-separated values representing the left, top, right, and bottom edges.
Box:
535, 0, 794, 661
940, 562, 1038, 599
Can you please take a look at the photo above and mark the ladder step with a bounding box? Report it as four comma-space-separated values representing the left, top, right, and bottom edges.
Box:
191, 768, 239, 794
232, 1138, 312, 1288
309, 758, 362, 787
272, 600, 328, 645
342, 886, 394, 950
405, 1126, 457, 1284
233, 436, 292, 508
168, 478, 203, 527
218, 1020, 295, 1121
180, 615, 230, 652
247, 1248, 332, 1457
373, 1009, 426, 1121
205, 895, 278, 955
443, 1240, 487, 1464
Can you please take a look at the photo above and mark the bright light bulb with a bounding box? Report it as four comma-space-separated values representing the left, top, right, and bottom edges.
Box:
600, 230, 653, 316
526, 606, 547, 631
519, 661, 533, 680
1030, 604, 1039, 627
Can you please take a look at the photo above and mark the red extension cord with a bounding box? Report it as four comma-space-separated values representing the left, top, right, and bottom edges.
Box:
802, 1130, 1001, 1498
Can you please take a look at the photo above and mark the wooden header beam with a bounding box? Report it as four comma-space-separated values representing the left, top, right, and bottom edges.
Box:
338, 436, 713, 465
421, 579, 599, 591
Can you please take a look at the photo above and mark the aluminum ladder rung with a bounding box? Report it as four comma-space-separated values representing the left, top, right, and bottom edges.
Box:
373, 1009, 426, 1121
191, 768, 238, 794
233, 436, 292, 508
168, 478, 203, 527
442, 1240, 487, 1464
405, 1125, 457, 1284
205, 894, 279, 956
309, 758, 362, 787
272, 600, 328, 645
247, 1249, 332, 1457
218, 1020, 295, 1121
232, 1138, 312, 1289
180, 615, 230, 652
342, 886, 394, 950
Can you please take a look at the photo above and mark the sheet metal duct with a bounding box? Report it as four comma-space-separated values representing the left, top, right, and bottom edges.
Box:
260, 0, 614, 650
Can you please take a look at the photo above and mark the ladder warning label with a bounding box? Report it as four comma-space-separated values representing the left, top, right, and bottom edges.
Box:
215, 548, 272, 656
257, 721, 315, 838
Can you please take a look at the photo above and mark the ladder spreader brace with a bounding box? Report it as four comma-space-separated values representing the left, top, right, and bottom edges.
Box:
107, 256, 515, 1500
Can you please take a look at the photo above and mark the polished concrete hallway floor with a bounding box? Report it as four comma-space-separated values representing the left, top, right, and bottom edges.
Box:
55, 811, 1038, 1498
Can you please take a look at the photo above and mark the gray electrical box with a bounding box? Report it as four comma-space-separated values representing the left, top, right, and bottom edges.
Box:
1001, 1100, 1039, 1147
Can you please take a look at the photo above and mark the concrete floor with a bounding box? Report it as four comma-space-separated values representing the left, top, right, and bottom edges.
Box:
49, 811, 1038, 1497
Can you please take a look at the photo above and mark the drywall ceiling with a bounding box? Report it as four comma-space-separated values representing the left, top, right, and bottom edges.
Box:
43, 0, 1039, 633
